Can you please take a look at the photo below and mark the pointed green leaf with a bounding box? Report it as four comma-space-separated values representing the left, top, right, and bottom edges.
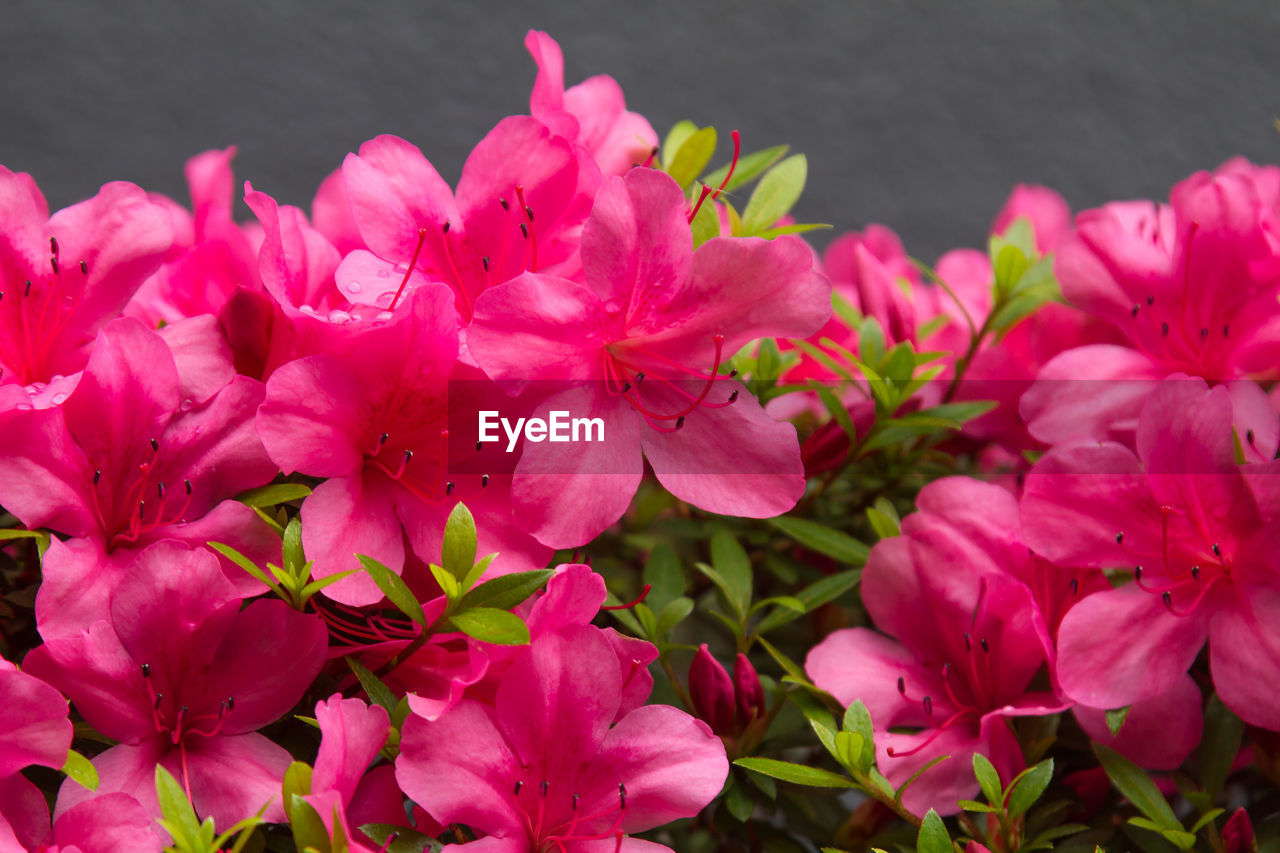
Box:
972, 753, 1002, 806
767, 517, 869, 565
643, 543, 685, 612
298, 569, 360, 601
1095, 743, 1181, 830
757, 222, 832, 239
283, 761, 313, 809
346, 656, 397, 712
896, 754, 951, 802
450, 607, 530, 645
1106, 705, 1132, 737
810, 718, 840, 762
61, 748, 98, 790
1007, 758, 1053, 817
724, 773, 755, 821
155, 764, 202, 848
741, 154, 807, 235
959, 800, 998, 813
667, 126, 717, 189
458, 569, 553, 612
916, 809, 952, 853
842, 701, 877, 774
460, 551, 499, 592
662, 120, 698, 167
235, 482, 312, 508
710, 530, 752, 620
834, 731, 864, 773
1198, 694, 1244, 799
357, 555, 427, 627
654, 596, 695, 636
734, 757, 855, 789
359, 824, 439, 853
209, 541, 286, 599
441, 503, 477, 581
1189, 808, 1226, 835
866, 507, 900, 540
289, 794, 332, 853
283, 517, 305, 573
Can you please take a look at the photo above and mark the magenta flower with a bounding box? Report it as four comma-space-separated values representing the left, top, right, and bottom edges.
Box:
1021, 376, 1280, 730
396, 624, 727, 853
24, 541, 328, 829
338, 117, 598, 322
525, 30, 660, 176
0, 658, 73, 851
1022, 159, 1280, 444
806, 477, 1070, 815
126, 147, 263, 326
0, 167, 172, 390
468, 167, 830, 547
0, 317, 277, 637
257, 284, 551, 604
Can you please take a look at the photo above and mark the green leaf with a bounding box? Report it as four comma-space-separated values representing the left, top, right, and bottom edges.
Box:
1106, 705, 1132, 737
662, 120, 698, 167
209, 541, 286, 600
428, 563, 461, 601
972, 753, 1002, 807
733, 757, 856, 789
810, 717, 840, 762
755, 635, 810, 683
916, 808, 952, 853
298, 569, 360, 601
357, 555, 427, 627
61, 749, 98, 790
1007, 758, 1053, 817
441, 503, 477, 581
1189, 808, 1226, 834
1232, 426, 1248, 465
359, 824, 439, 853
450, 608, 530, 645
346, 656, 397, 712
654, 596, 695, 636
460, 552, 499, 592
740, 154, 807, 235
458, 570, 553, 612
1095, 743, 1181, 831
959, 800, 997, 813
896, 755, 951, 801
282, 516, 305, 573
289, 794, 332, 853
834, 731, 864, 773
282, 761, 313, 809
0, 528, 48, 546
235, 482, 312, 508
710, 530, 753, 621
724, 773, 755, 821
643, 543, 685, 612
993, 243, 1031, 297
866, 507, 900, 540
666, 125, 717, 189
1198, 694, 1244, 799
842, 701, 877, 774
767, 517, 869, 565
757, 222, 832, 239
155, 765, 202, 849
703, 143, 788, 194
694, 562, 744, 627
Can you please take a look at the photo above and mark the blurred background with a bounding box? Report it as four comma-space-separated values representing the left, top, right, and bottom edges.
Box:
2, 1, 1277, 259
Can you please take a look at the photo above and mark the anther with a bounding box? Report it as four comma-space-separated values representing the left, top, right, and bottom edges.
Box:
1131, 305, 1139, 318
525, 205, 535, 222
1247, 429, 1255, 444
1223, 325, 1230, 337
1212, 543, 1221, 556
141, 663, 151, 677
1069, 578, 1079, 595
1116, 532, 1124, 544
1135, 565, 1143, 580
980, 638, 989, 653
482, 256, 490, 271
157, 482, 166, 500
402, 449, 413, 465
520, 223, 529, 240
634, 372, 645, 383
675, 416, 685, 429
442, 222, 451, 234
50, 257, 58, 275
93, 469, 101, 485
481, 474, 489, 487
1161, 322, 1169, 336
514, 781, 523, 795
540, 780, 549, 797
728, 368, 738, 378
1147, 295, 1154, 305
572, 793, 580, 811
379, 432, 389, 446
150, 437, 159, 452
1191, 566, 1201, 580
226, 696, 235, 711
184, 479, 192, 495
80, 260, 88, 275
500, 198, 509, 211
922, 696, 933, 717
726, 389, 739, 403
475, 439, 483, 451
619, 782, 627, 810
50, 237, 59, 257
963, 632, 971, 651
24, 281, 32, 297
1162, 591, 1173, 610
445, 481, 454, 495
1200, 328, 1209, 339
897, 676, 906, 695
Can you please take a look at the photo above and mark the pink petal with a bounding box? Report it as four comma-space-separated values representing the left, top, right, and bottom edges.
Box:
342, 135, 458, 263
525, 30, 566, 114
156, 314, 236, 405
1074, 674, 1202, 770
259, 353, 366, 477
1021, 345, 1165, 445
51, 792, 162, 853
302, 472, 405, 606
0, 664, 71, 776
313, 695, 391, 804
0, 772, 49, 851
806, 628, 936, 730
1209, 583, 1280, 730
0, 406, 96, 537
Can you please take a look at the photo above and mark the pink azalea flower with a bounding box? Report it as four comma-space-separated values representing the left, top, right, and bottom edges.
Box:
338, 117, 600, 323
806, 477, 1070, 815
0, 317, 278, 637
28, 793, 161, 853
1022, 159, 1280, 444
1021, 376, 1280, 731
525, 30, 660, 176
396, 623, 727, 853
0, 658, 73, 852
0, 167, 172, 391
257, 284, 551, 605
126, 147, 263, 326
468, 167, 830, 547
23, 541, 328, 829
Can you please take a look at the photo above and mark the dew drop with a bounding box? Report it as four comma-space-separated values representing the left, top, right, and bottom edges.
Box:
328, 309, 353, 324
51, 393, 67, 405
375, 291, 395, 308
15, 403, 31, 411
346, 281, 362, 294
179, 398, 194, 412
377, 268, 390, 278
376, 311, 393, 321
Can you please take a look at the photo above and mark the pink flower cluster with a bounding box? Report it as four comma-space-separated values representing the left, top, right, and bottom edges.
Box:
807, 161, 1280, 814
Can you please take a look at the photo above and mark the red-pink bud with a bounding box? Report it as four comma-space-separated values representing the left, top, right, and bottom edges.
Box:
733, 652, 765, 724
1222, 808, 1255, 853
689, 644, 735, 736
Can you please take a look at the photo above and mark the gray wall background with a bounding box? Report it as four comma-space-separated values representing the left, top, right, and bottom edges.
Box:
3, 1, 1277, 260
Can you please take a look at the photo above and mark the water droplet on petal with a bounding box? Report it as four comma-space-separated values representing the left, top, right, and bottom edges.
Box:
179, 398, 194, 412
328, 309, 353, 324
377, 268, 390, 278
346, 281, 362, 294
51, 393, 67, 405
376, 311, 393, 321
15, 403, 31, 411
375, 291, 395, 308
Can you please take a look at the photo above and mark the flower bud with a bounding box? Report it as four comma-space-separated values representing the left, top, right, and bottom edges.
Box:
733, 652, 764, 725
688, 644, 735, 736
1222, 808, 1255, 853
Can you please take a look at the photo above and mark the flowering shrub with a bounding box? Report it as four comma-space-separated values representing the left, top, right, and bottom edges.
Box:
2, 27, 1278, 853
